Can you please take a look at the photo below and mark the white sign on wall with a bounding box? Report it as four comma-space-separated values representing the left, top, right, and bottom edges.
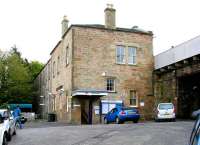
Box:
140, 101, 145, 107
101, 100, 123, 114
94, 106, 100, 115
102, 103, 110, 114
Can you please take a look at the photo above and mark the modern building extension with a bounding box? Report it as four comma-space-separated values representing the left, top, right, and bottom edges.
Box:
154, 35, 200, 119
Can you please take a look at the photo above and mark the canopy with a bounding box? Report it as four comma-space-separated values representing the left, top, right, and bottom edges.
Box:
72, 89, 108, 97
9, 104, 32, 110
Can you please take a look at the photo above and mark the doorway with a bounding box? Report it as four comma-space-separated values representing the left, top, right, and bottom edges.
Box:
178, 73, 200, 118
80, 98, 93, 124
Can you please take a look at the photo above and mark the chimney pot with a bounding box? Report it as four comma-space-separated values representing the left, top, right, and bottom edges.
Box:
61, 15, 69, 37
63, 15, 68, 20
104, 4, 116, 29
107, 4, 113, 8
132, 26, 139, 29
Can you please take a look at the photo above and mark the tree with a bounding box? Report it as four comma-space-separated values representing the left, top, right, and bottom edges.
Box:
0, 52, 8, 104
29, 61, 44, 81
6, 52, 31, 102
0, 46, 43, 106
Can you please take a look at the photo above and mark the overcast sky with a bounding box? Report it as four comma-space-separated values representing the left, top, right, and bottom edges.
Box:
0, 0, 200, 63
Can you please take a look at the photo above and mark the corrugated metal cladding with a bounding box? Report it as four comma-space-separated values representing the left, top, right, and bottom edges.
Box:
155, 35, 200, 70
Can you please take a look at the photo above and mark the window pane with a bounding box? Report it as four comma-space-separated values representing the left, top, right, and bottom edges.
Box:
130, 99, 136, 106
57, 56, 60, 74
130, 90, 137, 106
110, 79, 114, 91
121, 48, 125, 63
128, 47, 136, 64
116, 46, 125, 64
66, 46, 69, 65
107, 78, 115, 91
159, 104, 173, 110
48, 64, 50, 80
116, 47, 121, 63
53, 61, 55, 77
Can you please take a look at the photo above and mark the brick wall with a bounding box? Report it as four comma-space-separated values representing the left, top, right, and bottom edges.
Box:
73, 27, 154, 120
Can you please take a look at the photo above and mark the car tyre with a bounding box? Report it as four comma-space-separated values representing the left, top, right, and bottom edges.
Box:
104, 118, 108, 124
13, 126, 17, 135
2, 133, 8, 145
7, 129, 12, 141
133, 119, 138, 123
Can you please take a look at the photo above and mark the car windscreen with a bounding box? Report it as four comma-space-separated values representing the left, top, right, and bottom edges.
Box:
159, 104, 173, 110
122, 107, 137, 111
0, 111, 4, 116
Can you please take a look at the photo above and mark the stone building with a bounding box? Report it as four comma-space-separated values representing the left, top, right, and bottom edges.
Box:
35, 5, 154, 124
154, 36, 200, 119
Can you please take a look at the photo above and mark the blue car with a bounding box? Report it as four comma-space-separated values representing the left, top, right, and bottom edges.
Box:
104, 107, 140, 124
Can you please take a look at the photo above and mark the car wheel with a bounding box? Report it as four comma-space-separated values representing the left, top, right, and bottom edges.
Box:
116, 117, 121, 124
2, 133, 8, 145
13, 126, 17, 135
104, 118, 108, 124
7, 129, 12, 141
133, 120, 138, 123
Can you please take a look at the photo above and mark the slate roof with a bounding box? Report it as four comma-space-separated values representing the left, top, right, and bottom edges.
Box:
62, 24, 153, 39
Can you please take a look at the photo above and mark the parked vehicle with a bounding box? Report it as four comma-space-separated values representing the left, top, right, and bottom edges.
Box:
0, 115, 7, 145
104, 107, 140, 124
192, 109, 200, 119
189, 114, 200, 145
155, 103, 176, 121
0, 109, 16, 141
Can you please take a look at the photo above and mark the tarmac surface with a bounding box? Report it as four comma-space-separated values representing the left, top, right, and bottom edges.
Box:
10, 120, 194, 145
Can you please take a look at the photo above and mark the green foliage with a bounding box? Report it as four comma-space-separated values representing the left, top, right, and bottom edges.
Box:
0, 47, 43, 105
0, 102, 9, 109
29, 61, 44, 80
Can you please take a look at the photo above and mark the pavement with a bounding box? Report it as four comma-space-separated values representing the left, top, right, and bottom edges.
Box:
9, 121, 194, 145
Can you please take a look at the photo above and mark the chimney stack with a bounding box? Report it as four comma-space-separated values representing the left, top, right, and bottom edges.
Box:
61, 15, 69, 37
104, 4, 116, 29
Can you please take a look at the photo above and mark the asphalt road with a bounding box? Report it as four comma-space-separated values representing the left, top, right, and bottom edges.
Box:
10, 121, 194, 145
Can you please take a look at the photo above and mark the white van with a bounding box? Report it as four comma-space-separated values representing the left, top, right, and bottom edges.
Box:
155, 103, 176, 121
